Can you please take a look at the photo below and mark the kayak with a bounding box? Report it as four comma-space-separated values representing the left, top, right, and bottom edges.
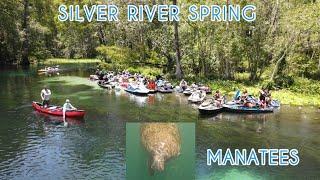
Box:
32, 102, 85, 118
198, 98, 224, 114
183, 89, 193, 96
125, 88, 149, 96
188, 91, 206, 103
97, 81, 114, 89
226, 99, 281, 108
223, 105, 274, 113
175, 86, 184, 93
270, 100, 281, 108
125, 84, 149, 96
198, 105, 224, 115
115, 84, 122, 91
120, 82, 129, 88
89, 75, 99, 81
199, 86, 212, 94
157, 87, 173, 94
38, 68, 59, 73
148, 89, 157, 94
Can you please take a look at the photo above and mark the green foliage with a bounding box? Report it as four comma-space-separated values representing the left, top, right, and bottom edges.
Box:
207, 79, 320, 106
1, 0, 319, 98
288, 78, 320, 95
126, 67, 162, 78
96, 45, 139, 71
274, 76, 295, 88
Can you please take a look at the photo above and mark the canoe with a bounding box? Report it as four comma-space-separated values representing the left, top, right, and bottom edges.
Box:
223, 105, 274, 113
32, 102, 85, 118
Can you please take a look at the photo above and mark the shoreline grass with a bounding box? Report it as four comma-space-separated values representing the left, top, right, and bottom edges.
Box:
42, 58, 101, 64
207, 80, 320, 107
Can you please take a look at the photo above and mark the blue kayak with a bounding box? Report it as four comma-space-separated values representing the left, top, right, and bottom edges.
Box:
223, 105, 274, 113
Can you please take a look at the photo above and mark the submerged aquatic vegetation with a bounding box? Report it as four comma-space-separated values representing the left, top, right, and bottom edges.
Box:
140, 123, 181, 172
40, 76, 100, 89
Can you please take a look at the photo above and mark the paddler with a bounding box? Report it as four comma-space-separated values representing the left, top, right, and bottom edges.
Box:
214, 90, 224, 107
259, 88, 267, 108
241, 89, 256, 108
62, 99, 77, 119
40, 86, 51, 108
179, 79, 188, 91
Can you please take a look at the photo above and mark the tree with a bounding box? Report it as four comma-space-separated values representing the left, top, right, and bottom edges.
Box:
173, 0, 183, 79
21, 0, 30, 66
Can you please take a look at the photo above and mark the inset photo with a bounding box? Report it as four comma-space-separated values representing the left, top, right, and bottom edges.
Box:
126, 122, 195, 180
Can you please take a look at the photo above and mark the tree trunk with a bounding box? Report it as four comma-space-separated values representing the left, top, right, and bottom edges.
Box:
97, 24, 107, 45
164, 53, 174, 74
21, 0, 30, 66
318, 54, 320, 71
271, 51, 286, 81
173, 0, 183, 79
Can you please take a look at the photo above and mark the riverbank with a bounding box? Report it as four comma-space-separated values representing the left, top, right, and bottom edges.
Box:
208, 80, 320, 107
42, 58, 101, 64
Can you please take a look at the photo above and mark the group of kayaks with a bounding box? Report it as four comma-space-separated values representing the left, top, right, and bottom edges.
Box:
38, 66, 60, 74
99, 81, 175, 96
197, 97, 280, 115
198, 101, 278, 115
32, 69, 280, 120
95, 76, 175, 96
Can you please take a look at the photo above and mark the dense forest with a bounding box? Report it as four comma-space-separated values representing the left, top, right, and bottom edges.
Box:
1, 0, 319, 85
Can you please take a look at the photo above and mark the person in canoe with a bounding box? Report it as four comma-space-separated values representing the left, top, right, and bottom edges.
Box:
214, 90, 224, 107
62, 99, 77, 119
179, 79, 188, 91
40, 86, 51, 108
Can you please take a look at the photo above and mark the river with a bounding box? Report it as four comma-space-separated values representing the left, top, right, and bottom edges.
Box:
0, 64, 319, 179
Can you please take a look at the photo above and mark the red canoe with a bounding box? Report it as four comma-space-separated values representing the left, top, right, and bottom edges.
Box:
32, 102, 85, 118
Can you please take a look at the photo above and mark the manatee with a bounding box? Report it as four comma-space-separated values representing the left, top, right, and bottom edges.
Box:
140, 123, 181, 172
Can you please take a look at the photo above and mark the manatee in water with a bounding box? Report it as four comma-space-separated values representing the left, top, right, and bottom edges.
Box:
140, 123, 181, 172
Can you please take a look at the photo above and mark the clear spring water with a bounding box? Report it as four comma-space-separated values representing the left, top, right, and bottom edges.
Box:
0, 64, 319, 179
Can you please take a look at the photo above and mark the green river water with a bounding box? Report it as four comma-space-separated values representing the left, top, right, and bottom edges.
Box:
0, 64, 319, 179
